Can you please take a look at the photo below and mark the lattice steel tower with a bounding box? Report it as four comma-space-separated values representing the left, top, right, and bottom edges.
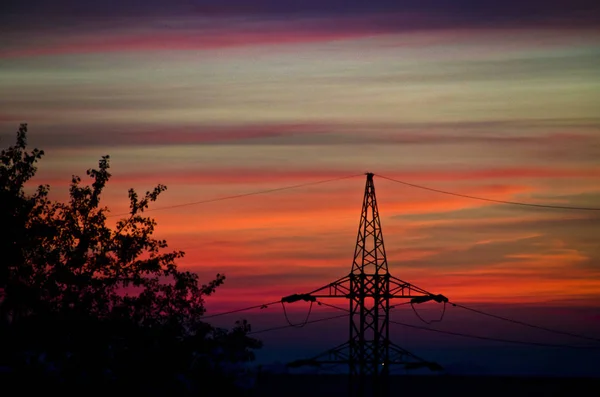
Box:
283, 173, 447, 397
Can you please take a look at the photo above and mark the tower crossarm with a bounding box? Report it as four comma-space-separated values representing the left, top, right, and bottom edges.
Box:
389, 275, 448, 303
287, 342, 351, 368
281, 275, 448, 302
287, 341, 442, 372
282, 275, 352, 302
388, 342, 443, 371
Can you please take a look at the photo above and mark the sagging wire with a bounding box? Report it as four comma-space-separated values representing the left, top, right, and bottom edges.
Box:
390, 320, 600, 349
449, 301, 600, 343
390, 301, 412, 310
202, 300, 280, 319
249, 313, 348, 335
375, 174, 600, 211
281, 300, 314, 328
316, 300, 347, 312
410, 297, 447, 325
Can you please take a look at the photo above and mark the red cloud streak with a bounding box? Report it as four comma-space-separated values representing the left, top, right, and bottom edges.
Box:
3, 14, 599, 59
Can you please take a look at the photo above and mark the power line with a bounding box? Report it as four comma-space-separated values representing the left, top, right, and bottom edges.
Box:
411, 301, 446, 325
202, 299, 344, 325
202, 300, 281, 320
390, 301, 413, 309
309, 301, 599, 349
376, 174, 600, 211
282, 300, 315, 328
316, 301, 348, 312
249, 313, 348, 335
389, 320, 600, 349
319, 299, 600, 346
108, 173, 363, 217
450, 302, 600, 343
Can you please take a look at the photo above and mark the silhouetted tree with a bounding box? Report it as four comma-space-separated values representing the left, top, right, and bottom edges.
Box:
0, 123, 47, 320
0, 124, 261, 396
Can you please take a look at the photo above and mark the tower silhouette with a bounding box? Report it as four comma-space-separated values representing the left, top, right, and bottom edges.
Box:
283, 173, 447, 397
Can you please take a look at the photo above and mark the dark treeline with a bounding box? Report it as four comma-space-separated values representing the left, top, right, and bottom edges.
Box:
0, 124, 261, 396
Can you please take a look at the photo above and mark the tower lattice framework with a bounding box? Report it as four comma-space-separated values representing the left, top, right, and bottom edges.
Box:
283, 173, 447, 397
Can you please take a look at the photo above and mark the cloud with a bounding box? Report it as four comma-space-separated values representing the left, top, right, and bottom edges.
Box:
393, 192, 600, 221
9, 123, 332, 149
1, 25, 375, 58
31, 166, 600, 191
6, 119, 600, 150
2, 5, 599, 59
0, 14, 448, 58
410, 212, 600, 236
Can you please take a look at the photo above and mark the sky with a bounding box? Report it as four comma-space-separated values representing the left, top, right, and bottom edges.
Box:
1, 0, 600, 375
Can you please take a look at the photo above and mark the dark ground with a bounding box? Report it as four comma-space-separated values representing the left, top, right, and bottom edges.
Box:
2, 370, 598, 396
249, 374, 600, 397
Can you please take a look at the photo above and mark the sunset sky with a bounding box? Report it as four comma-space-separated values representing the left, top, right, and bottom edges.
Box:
1, 1, 600, 375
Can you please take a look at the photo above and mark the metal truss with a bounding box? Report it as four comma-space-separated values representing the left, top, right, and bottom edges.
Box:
282, 173, 447, 397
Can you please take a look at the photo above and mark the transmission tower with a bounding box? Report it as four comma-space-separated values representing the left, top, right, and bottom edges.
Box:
282, 173, 447, 397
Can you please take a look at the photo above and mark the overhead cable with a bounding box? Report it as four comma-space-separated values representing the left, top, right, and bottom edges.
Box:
376, 174, 600, 211
390, 320, 600, 349
449, 302, 600, 343
202, 300, 281, 320
108, 173, 363, 217
281, 300, 314, 328
411, 301, 446, 325
248, 313, 348, 335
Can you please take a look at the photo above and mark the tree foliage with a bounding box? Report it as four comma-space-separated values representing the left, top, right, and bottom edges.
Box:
0, 124, 261, 395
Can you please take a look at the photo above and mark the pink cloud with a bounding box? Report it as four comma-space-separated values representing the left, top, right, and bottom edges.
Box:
4, 13, 599, 59
0, 15, 395, 58
2, 31, 365, 58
